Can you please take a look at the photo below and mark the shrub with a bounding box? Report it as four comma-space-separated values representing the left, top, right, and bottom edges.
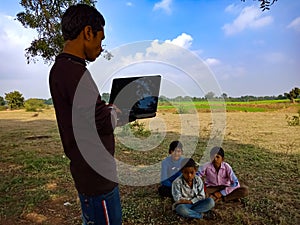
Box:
286, 111, 300, 126
5, 91, 24, 109
118, 121, 151, 138
176, 105, 189, 114
24, 98, 47, 112
130, 121, 151, 137
0, 105, 8, 111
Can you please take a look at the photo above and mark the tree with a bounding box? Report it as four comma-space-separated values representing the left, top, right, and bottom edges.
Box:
277, 94, 286, 100
241, 0, 278, 11
44, 98, 53, 105
285, 87, 300, 103
0, 96, 5, 106
174, 96, 184, 102
24, 98, 47, 112
205, 91, 216, 100
16, 0, 97, 64
221, 93, 228, 99
5, 91, 25, 109
101, 93, 110, 103
159, 95, 169, 102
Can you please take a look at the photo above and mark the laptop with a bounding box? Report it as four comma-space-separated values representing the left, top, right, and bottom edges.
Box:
109, 75, 161, 121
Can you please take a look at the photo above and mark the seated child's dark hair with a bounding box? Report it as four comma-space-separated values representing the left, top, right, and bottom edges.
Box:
210, 146, 225, 159
181, 158, 197, 169
169, 140, 183, 154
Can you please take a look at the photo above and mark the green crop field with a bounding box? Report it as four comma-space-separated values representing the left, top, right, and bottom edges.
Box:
158, 99, 295, 113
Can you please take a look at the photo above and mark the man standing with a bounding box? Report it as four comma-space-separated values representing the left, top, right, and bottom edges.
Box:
49, 4, 122, 225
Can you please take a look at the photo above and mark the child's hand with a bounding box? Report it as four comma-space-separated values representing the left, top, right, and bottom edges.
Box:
214, 191, 222, 199
108, 104, 132, 126
209, 191, 222, 202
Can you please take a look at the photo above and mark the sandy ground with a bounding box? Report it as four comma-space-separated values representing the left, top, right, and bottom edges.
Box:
146, 110, 300, 154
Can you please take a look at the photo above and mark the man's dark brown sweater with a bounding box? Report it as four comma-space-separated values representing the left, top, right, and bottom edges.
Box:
49, 53, 117, 195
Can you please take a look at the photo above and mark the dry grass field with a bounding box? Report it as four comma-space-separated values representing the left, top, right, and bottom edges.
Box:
0, 105, 299, 225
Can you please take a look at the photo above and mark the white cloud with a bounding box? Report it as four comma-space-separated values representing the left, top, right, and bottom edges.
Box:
153, 0, 173, 15
202, 57, 246, 81
225, 4, 235, 13
0, 14, 37, 77
165, 33, 193, 49
205, 58, 221, 66
213, 64, 246, 81
224, 4, 242, 14
0, 13, 49, 98
0, 15, 36, 50
260, 52, 287, 64
91, 39, 223, 98
223, 5, 273, 35
126, 2, 133, 7
192, 49, 204, 56
287, 17, 300, 32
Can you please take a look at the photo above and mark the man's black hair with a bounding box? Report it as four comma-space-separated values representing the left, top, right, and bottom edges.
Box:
62, 4, 105, 41
169, 140, 183, 154
210, 146, 225, 159
181, 158, 197, 169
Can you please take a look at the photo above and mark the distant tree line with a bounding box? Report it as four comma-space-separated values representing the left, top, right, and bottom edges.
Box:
0, 91, 52, 111
159, 87, 300, 103
1, 86, 298, 111
159, 94, 290, 102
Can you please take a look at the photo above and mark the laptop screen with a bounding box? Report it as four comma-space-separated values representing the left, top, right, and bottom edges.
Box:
109, 75, 161, 120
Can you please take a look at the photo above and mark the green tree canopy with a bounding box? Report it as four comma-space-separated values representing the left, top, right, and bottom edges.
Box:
44, 98, 53, 105
5, 91, 25, 109
101, 93, 110, 103
241, 0, 278, 11
17, 0, 97, 64
24, 98, 47, 112
285, 87, 300, 103
221, 93, 228, 99
205, 91, 216, 100
0, 96, 5, 106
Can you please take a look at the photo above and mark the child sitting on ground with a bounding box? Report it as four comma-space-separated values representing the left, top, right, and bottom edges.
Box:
172, 158, 215, 220
197, 146, 249, 202
158, 141, 184, 197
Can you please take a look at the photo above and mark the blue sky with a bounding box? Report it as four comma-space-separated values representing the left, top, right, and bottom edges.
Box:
0, 0, 299, 99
